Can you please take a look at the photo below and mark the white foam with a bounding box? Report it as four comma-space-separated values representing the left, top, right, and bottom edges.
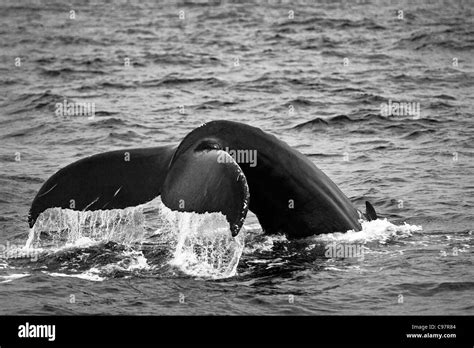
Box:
323, 265, 363, 272
244, 233, 288, 253
46, 248, 150, 281
0, 273, 30, 283
162, 205, 246, 279
313, 218, 422, 244
100, 250, 150, 274
48, 269, 105, 282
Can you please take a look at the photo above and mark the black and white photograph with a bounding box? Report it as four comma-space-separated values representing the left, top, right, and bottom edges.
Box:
0, 0, 472, 346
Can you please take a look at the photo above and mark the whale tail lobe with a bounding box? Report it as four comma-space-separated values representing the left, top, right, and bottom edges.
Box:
28, 144, 250, 237
161, 147, 249, 237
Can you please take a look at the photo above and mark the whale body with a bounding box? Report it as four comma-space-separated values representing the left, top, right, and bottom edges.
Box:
28, 120, 377, 238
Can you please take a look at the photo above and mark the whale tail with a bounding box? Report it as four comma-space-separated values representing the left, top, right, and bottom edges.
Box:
365, 201, 378, 221
28, 120, 365, 238
28, 144, 250, 237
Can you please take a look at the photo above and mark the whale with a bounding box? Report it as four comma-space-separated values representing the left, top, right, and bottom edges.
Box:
28, 120, 377, 238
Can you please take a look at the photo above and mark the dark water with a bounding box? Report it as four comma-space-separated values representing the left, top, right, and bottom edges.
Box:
0, 0, 473, 315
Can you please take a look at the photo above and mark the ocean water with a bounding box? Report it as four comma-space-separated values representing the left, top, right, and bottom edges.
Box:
0, 0, 473, 315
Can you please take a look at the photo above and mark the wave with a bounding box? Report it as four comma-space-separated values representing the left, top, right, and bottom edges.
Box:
427, 101, 455, 109
96, 81, 136, 90
3, 91, 65, 115
2, 124, 49, 139
142, 52, 221, 66
39, 67, 106, 77
195, 100, 239, 110
43, 34, 118, 46
141, 75, 226, 88
106, 130, 147, 141
293, 118, 329, 129
277, 16, 386, 31
396, 28, 474, 51
0, 77, 22, 86
284, 97, 322, 107
87, 117, 127, 128
115, 28, 157, 36
353, 93, 387, 104
391, 281, 474, 296
93, 111, 121, 117
433, 94, 456, 101
292, 114, 386, 130
0, 174, 43, 184
292, 113, 444, 131
238, 73, 327, 89
402, 129, 437, 139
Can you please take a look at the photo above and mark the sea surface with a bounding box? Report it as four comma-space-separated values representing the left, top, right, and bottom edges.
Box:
0, 0, 473, 315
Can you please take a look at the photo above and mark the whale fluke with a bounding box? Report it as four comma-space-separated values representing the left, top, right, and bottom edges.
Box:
28, 146, 177, 228
28, 141, 250, 237
29, 120, 373, 238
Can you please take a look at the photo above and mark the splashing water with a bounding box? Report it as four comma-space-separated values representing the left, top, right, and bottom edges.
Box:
20, 202, 415, 280
25, 206, 147, 249
313, 218, 423, 244
47, 249, 151, 281
21, 197, 246, 279
160, 204, 246, 279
